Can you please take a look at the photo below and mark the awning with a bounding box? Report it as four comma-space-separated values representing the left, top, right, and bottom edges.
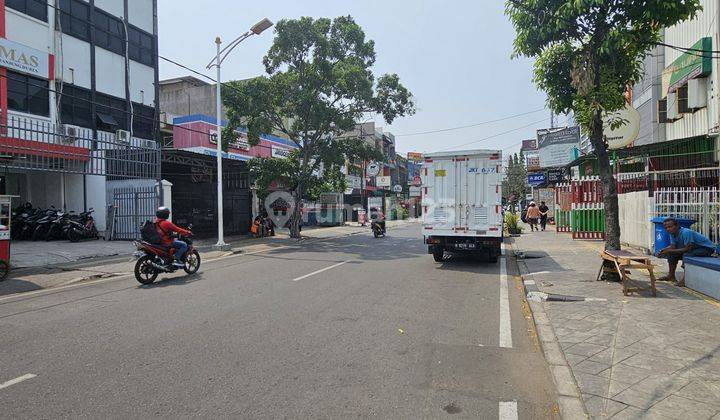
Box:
96, 112, 119, 127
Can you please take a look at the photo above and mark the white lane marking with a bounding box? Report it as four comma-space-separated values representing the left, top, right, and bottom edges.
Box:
499, 244, 513, 348
0, 374, 36, 390
525, 270, 550, 276
499, 401, 518, 420
292, 261, 350, 282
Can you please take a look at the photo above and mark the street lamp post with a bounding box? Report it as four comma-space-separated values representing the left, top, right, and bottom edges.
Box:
206, 18, 273, 251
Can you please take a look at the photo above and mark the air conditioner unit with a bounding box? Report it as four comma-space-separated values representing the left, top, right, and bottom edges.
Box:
60, 125, 78, 143
116, 129, 131, 143
142, 139, 156, 149
688, 77, 708, 110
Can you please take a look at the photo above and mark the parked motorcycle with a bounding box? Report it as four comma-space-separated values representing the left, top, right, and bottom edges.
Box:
66, 209, 99, 242
371, 220, 386, 238
31, 209, 60, 241
133, 230, 200, 285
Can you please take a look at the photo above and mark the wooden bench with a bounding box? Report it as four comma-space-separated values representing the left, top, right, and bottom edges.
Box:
597, 250, 657, 296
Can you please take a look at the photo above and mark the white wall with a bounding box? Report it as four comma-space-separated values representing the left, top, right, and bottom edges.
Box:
95, 47, 126, 98
63, 173, 85, 213
86, 175, 107, 232
664, 0, 719, 141
94, 0, 124, 18
129, 61, 155, 105
619, 191, 654, 252
5, 8, 51, 53
58, 35, 92, 89
128, 0, 155, 34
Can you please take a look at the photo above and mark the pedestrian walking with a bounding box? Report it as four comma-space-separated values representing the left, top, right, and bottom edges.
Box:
538, 201, 549, 231
526, 201, 540, 232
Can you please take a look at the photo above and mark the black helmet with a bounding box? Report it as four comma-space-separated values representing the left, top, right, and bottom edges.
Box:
156, 206, 170, 220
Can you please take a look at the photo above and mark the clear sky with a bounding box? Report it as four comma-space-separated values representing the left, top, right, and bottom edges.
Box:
158, 0, 554, 158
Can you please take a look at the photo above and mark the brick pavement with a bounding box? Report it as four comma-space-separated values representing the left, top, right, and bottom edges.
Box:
512, 228, 720, 419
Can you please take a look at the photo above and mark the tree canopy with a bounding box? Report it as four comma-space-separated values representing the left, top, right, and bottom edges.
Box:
506, 0, 701, 249
222, 16, 415, 237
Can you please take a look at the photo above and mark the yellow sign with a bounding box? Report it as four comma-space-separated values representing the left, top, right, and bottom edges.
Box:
435, 169, 446, 177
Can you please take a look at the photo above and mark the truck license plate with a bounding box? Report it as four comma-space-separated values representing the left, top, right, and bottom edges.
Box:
455, 243, 476, 250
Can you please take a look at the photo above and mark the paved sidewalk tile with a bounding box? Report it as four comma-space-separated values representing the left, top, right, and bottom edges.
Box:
512, 228, 720, 418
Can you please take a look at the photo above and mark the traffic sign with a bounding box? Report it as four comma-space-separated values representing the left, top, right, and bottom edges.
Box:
366, 162, 381, 177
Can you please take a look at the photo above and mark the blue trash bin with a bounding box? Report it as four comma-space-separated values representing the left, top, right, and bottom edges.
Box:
651, 216, 695, 255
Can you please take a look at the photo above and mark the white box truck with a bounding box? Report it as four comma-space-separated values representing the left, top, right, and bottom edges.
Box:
421, 149, 503, 262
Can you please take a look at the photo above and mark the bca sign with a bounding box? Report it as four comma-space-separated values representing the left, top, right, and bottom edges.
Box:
0, 38, 52, 79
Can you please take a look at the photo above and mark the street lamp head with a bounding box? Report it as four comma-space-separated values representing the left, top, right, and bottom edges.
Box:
215, 36, 221, 45
250, 18, 274, 35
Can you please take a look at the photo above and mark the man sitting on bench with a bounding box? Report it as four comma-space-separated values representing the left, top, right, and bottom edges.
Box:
657, 217, 716, 287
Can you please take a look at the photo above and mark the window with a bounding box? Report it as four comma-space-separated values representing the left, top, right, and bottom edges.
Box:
96, 93, 127, 130
7, 71, 50, 116
6, 0, 47, 22
132, 103, 156, 139
93, 9, 125, 55
128, 26, 155, 66
60, 85, 92, 128
58, 0, 90, 41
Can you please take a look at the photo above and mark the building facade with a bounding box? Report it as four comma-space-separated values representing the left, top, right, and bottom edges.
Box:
0, 0, 160, 234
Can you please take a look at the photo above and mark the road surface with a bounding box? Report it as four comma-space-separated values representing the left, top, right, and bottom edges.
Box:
0, 223, 558, 419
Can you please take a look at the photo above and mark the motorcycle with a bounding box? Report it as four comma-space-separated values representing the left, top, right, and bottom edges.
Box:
371, 220, 386, 238
133, 230, 200, 285
66, 209, 99, 242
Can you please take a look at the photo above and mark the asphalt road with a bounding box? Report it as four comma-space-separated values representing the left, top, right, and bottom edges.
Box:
0, 224, 558, 419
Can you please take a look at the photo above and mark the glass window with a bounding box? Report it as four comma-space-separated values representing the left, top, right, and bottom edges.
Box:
132, 103, 156, 140
128, 26, 155, 66
58, 0, 90, 41
6, 0, 48, 22
93, 10, 125, 55
60, 85, 93, 128
7, 71, 49, 116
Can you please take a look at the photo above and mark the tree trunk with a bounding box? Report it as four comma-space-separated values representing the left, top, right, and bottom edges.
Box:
290, 182, 303, 239
590, 110, 621, 251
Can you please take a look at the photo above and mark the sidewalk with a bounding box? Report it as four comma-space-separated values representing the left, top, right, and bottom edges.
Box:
1, 219, 416, 297
511, 228, 720, 419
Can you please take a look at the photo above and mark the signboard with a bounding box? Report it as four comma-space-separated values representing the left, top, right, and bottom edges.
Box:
434, 169, 446, 177
546, 168, 567, 184
663, 37, 712, 94
0, 38, 51, 79
376, 176, 391, 187
527, 172, 546, 187
345, 175, 361, 194
209, 130, 250, 150
406, 160, 422, 186
526, 156, 540, 170
537, 126, 581, 168
366, 162, 381, 177
392, 185, 403, 193
407, 152, 423, 162
603, 105, 640, 150
409, 186, 422, 197
521, 139, 538, 151
271, 146, 291, 158
368, 197, 383, 211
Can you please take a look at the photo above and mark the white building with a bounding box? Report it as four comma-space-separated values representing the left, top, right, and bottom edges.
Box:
0, 0, 160, 235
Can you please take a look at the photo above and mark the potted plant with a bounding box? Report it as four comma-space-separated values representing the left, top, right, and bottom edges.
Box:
505, 212, 523, 235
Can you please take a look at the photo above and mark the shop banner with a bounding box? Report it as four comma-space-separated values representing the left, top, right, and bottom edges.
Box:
537, 126, 580, 168
0, 38, 51, 79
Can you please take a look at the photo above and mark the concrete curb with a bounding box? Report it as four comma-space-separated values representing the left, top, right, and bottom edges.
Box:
508, 243, 589, 420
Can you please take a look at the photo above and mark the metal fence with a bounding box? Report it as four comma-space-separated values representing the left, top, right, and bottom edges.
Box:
1, 114, 160, 179
654, 187, 720, 244
616, 167, 720, 194
110, 185, 160, 240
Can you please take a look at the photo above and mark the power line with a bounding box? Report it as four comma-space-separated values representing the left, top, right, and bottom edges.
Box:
159, 56, 217, 83
394, 108, 547, 137
439, 118, 549, 151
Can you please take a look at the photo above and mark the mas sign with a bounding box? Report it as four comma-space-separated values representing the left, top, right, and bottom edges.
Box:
0, 39, 51, 79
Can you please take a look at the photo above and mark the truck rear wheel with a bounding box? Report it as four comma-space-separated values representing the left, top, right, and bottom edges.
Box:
432, 247, 444, 262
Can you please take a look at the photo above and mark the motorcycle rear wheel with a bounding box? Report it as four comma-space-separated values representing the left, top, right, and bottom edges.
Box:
183, 250, 201, 274
68, 228, 81, 243
134, 255, 159, 285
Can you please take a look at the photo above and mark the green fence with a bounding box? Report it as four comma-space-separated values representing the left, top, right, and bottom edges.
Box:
571, 203, 605, 240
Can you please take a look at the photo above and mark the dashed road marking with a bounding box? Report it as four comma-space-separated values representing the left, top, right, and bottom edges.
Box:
499, 243, 513, 348
292, 261, 351, 282
0, 374, 36, 390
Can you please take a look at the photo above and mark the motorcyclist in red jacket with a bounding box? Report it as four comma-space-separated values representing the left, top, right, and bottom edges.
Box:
155, 207, 191, 267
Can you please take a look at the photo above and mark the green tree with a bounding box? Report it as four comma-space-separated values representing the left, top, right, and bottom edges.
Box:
503, 152, 528, 209
223, 16, 415, 237
506, 0, 701, 249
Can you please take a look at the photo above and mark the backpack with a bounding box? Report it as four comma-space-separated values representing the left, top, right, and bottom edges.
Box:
141, 220, 163, 244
